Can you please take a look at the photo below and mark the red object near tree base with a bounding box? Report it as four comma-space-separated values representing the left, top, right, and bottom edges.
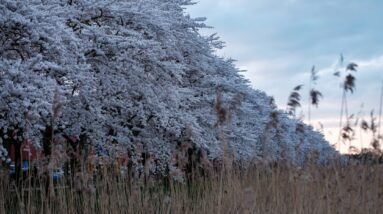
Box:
21, 140, 37, 161
9, 139, 38, 162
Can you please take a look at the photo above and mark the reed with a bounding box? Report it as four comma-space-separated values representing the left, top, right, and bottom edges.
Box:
1, 158, 382, 214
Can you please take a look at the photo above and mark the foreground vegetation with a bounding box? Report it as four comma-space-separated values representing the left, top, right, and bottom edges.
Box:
1, 157, 382, 214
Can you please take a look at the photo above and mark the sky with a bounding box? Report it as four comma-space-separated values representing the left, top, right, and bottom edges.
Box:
186, 0, 383, 153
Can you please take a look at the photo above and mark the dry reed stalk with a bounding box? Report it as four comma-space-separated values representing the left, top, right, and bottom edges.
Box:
378, 80, 383, 149
1, 160, 383, 214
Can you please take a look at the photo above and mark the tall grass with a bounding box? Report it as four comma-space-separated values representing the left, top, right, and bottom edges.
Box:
308, 65, 322, 125
378, 80, 383, 144
1, 160, 382, 214
287, 54, 383, 153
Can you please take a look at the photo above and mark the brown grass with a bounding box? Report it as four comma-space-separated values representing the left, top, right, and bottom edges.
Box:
1, 161, 382, 214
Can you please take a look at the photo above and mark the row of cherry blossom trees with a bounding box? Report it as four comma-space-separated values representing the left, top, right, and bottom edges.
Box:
0, 0, 337, 176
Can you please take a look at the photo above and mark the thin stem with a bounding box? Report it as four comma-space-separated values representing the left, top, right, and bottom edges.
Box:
308, 80, 312, 125
359, 109, 364, 151
337, 90, 346, 151
378, 80, 383, 149
359, 126, 363, 151
344, 94, 349, 119
344, 94, 350, 148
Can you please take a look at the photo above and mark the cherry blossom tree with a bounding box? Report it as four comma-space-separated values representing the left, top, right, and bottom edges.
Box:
0, 0, 337, 175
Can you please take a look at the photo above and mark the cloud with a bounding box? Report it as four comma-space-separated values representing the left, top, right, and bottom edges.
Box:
187, 0, 383, 149
358, 55, 383, 69
239, 54, 383, 151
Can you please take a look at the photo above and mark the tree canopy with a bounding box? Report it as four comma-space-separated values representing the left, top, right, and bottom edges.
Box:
0, 0, 337, 175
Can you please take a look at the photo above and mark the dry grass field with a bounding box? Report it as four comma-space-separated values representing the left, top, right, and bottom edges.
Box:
1, 158, 382, 214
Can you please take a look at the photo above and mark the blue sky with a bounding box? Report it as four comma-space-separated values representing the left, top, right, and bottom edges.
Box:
187, 0, 383, 152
